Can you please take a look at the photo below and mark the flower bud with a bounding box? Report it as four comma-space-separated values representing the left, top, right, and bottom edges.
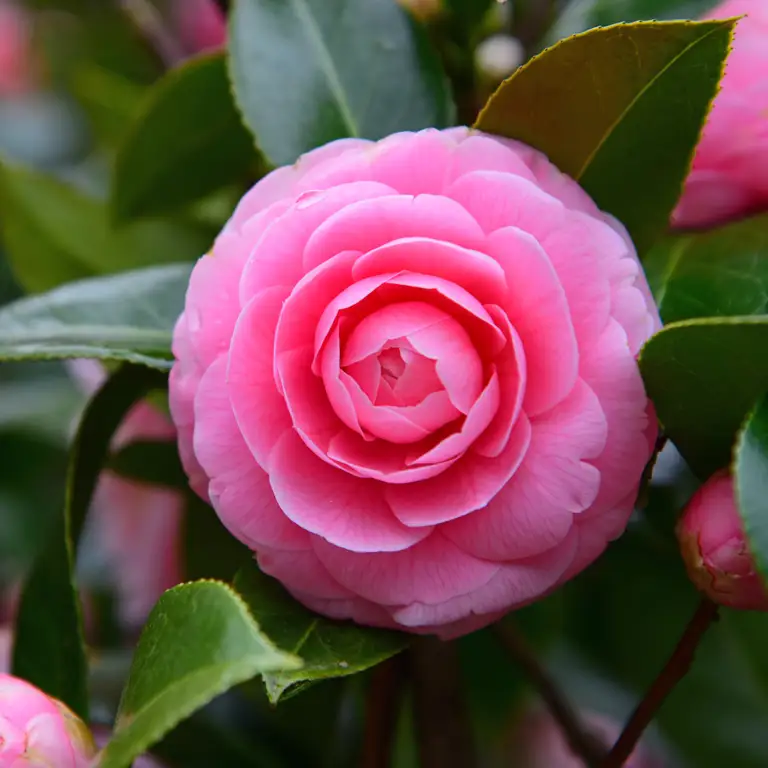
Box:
677, 470, 768, 610
0, 674, 97, 767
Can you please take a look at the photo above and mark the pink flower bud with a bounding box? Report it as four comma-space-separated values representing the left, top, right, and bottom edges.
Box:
0, 674, 97, 767
511, 708, 664, 768
677, 470, 768, 610
0, 0, 35, 97
170, 0, 226, 55
674, 0, 768, 228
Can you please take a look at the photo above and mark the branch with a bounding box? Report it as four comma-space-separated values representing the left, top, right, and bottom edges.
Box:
360, 656, 406, 768
409, 636, 476, 768
492, 622, 606, 768
602, 599, 719, 768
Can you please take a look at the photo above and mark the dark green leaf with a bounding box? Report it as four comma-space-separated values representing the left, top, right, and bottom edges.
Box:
113, 53, 259, 222
107, 440, 187, 488
12, 365, 167, 719
644, 214, 768, 322
444, 0, 495, 31
97, 581, 301, 768
0, 263, 191, 368
233, 562, 408, 704
229, 0, 454, 167
640, 317, 768, 477
0, 164, 211, 293
475, 20, 733, 254
734, 394, 768, 585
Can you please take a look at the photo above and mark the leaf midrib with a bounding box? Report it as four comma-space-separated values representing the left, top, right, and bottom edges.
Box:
290, 0, 359, 137
576, 22, 730, 180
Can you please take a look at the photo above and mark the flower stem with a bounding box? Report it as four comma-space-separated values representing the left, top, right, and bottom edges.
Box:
602, 598, 719, 768
360, 655, 406, 768
492, 622, 606, 768
409, 636, 476, 768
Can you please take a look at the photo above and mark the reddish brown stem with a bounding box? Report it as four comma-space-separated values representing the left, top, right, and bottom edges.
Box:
602, 599, 719, 768
360, 656, 406, 768
493, 623, 606, 767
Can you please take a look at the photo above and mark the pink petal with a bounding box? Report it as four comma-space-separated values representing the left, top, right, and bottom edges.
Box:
579, 319, 656, 519
313, 532, 499, 606
238, 181, 395, 303
352, 235, 505, 306
485, 226, 578, 416
326, 429, 457, 483
226, 138, 371, 232
256, 549, 354, 600
607, 257, 659, 356
393, 529, 579, 628
443, 379, 606, 560
443, 132, 539, 187
472, 305, 526, 458
407, 369, 500, 465
227, 288, 294, 471
386, 412, 532, 526
274, 249, 358, 365
195, 356, 309, 550
321, 325, 369, 438
303, 194, 486, 273
288, 591, 398, 630
340, 373, 460, 443
269, 430, 432, 552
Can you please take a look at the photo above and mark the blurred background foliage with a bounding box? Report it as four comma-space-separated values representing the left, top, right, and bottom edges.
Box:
0, 1, 764, 767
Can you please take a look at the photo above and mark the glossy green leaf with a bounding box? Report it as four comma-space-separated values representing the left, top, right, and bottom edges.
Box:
97, 581, 301, 768
475, 20, 733, 254
12, 365, 167, 719
233, 563, 409, 703
0, 164, 210, 293
734, 395, 768, 585
107, 440, 187, 488
644, 214, 768, 322
229, 0, 454, 167
0, 263, 191, 368
640, 317, 768, 477
113, 53, 259, 222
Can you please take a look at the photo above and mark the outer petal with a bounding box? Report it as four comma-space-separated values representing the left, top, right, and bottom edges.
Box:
195, 356, 310, 551
256, 548, 354, 599
485, 226, 579, 416
228, 287, 294, 470
313, 532, 499, 606
442, 380, 606, 560
269, 430, 432, 552
239, 181, 395, 302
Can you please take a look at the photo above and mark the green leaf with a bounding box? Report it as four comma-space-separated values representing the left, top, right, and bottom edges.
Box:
229, 0, 455, 167
233, 562, 408, 704
640, 317, 768, 478
475, 20, 733, 254
12, 365, 167, 719
0, 263, 191, 369
97, 581, 301, 768
444, 0, 495, 30
0, 164, 211, 293
644, 215, 768, 322
113, 53, 260, 222
107, 440, 188, 488
734, 394, 768, 586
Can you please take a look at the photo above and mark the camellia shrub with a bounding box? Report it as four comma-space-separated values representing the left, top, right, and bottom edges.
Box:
0, 0, 768, 766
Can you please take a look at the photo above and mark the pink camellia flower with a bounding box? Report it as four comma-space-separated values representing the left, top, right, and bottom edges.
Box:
677, 470, 768, 610
170, 127, 659, 637
0, 0, 34, 97
69, 361, 184, 630
170, 0, 226, 55
511, 708, 665, 767
0, 674, 97, 767
673, 0, 768, 228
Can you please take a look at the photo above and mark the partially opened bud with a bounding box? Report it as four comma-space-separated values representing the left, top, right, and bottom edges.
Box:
677, 470, 768, 610
0, 674, 97, 767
